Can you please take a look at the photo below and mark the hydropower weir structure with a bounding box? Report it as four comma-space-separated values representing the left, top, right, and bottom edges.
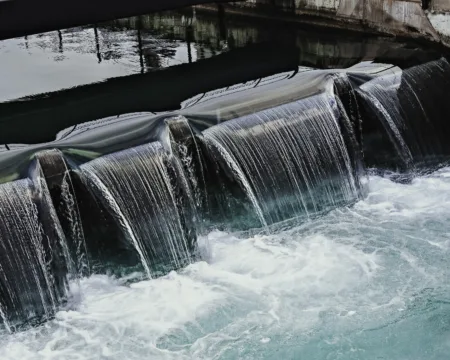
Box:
1, 54, 450, 331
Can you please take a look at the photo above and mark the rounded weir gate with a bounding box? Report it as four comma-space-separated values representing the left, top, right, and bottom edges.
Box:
1, 55, 450, 331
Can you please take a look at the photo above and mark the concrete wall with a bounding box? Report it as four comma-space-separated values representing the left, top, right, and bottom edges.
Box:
432, 0, 450, 12
297, 0, 339, 12
229, 0, 441, 41
338, 0, 438, 38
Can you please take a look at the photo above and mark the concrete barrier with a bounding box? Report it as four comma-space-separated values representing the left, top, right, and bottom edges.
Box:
224, 0, 442, 41
431, 0, 450, 12
338, 0, 438, 38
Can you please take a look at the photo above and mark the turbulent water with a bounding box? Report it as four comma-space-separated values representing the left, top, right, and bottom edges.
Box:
1, 167, 449, 359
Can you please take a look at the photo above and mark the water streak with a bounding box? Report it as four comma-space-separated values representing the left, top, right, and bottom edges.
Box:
80, 142, 196, 277
202, 90, 361, 225
358, 58, 450, 170
0, 179, 68, 330
60, 173, 89, 277
35, 149, 89, 278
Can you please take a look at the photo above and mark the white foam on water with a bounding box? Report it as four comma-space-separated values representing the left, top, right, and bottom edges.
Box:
1, 168, 450, 359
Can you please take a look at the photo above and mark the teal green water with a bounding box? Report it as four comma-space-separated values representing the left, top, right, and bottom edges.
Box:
1, 168, 449, 359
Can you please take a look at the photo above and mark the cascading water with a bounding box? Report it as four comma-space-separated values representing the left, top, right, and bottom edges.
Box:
1, 55, 450, 360
166, 116, 207, 216
357, 58, 450, 172
80, 142, 197, 278
201, 88, 362, 226
36, 149, 89, 278
0, 177, 68, 331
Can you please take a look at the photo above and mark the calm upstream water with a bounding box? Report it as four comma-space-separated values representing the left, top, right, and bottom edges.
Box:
1, 168, 449, 359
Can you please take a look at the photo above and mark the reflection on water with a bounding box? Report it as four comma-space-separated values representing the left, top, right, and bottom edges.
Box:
0, 8, 261, 101
0, 20, 209, 100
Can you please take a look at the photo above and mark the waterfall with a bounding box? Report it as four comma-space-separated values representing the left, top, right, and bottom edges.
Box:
2, 58, 450, 331
201, 90, 362, 226
80, 142, 197, 277
357, 58, 450, 172
0, 177, 68, 331
36, 149, 89, 278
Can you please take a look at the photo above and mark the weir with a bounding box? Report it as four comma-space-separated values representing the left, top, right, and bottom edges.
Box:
0, 55, 450, 330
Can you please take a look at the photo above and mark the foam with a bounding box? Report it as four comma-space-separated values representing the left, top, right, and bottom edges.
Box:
1, 168, 450, 359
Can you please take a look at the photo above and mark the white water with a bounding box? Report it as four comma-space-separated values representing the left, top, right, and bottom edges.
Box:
202, 92, 361, 226
81, 142, 195, 276
1, 168, 450, 359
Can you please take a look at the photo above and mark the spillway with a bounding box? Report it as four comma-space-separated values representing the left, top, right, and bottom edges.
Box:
0, 55, 450, 333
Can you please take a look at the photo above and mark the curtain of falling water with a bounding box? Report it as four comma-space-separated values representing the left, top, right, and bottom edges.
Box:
60, 174, 89, 276
0, 179, 68, 331
202, 91, 362, 226
357, 58, 450, 171
80, 142, 196, 278
36, 149, 89, 278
